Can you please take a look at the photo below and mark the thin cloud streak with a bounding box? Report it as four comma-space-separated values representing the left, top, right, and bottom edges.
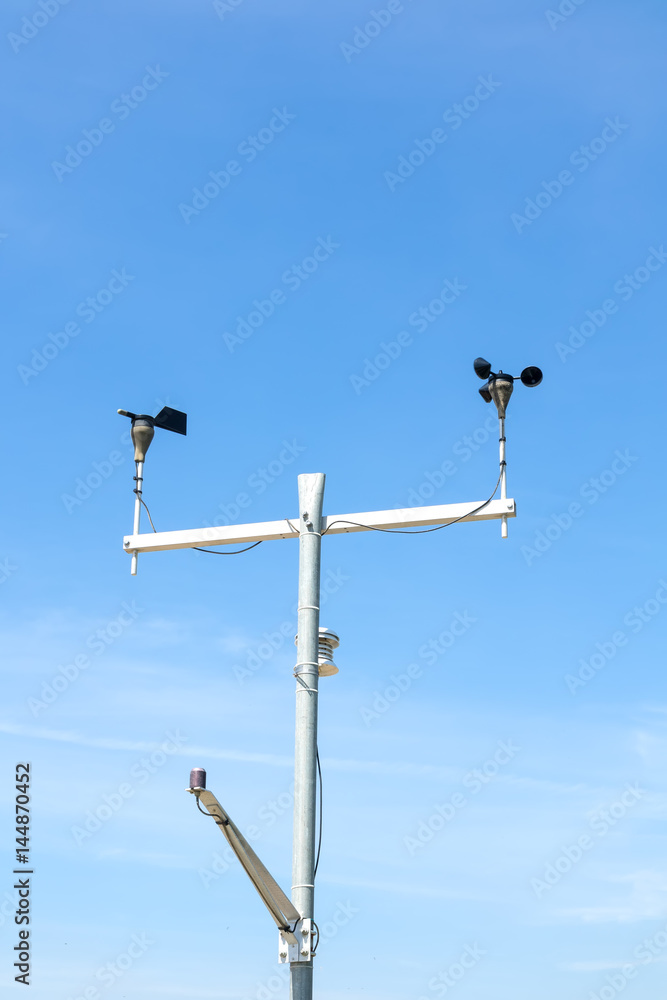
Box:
0, 721, 455, 777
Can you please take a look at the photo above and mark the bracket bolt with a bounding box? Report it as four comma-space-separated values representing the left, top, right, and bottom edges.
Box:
280, 951, 287, 959
124, 540, 130, 546
300, 948, 309, 956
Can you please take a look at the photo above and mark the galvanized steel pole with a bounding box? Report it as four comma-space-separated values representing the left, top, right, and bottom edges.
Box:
291, 473, 325, 1000
131, 460, 143, 576
499, 417, 508, 539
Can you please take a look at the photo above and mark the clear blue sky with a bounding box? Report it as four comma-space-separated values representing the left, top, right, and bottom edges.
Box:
2, 1, 667, 997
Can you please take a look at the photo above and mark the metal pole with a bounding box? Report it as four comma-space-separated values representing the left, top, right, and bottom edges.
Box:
291, 473, 325, 1000
499, 417, 508, 539
131, 460, 143, 575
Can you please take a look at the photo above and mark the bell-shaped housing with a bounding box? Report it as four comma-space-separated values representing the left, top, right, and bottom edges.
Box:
488, 373, 514, 418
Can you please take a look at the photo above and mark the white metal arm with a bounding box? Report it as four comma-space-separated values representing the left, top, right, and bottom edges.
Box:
124, 497, 515, 556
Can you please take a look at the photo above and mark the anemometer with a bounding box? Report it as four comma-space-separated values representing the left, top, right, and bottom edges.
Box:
117, 358, 542, 999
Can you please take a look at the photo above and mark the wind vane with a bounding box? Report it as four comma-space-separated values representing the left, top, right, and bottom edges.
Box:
117, 359, 542, 999
117, 406, 187, 574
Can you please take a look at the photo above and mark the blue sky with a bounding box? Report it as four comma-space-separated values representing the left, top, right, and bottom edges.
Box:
2, 0, 667, 997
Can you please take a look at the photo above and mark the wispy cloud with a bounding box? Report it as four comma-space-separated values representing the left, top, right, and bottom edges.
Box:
561, 956, 667, 971
0, 721, 293, 766
0, 721, 463, 778
96, 847, 194, 869
319, 872, 493, 901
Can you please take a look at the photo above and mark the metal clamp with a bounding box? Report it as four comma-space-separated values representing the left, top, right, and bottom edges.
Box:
294, 662, 320, 677
279, 918, 313, 964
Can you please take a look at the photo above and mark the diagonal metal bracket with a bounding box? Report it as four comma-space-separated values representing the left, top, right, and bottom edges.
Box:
189, 787, 300, 942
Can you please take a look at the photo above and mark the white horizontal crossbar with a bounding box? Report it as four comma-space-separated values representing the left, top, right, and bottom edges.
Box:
123, 498, 516, 555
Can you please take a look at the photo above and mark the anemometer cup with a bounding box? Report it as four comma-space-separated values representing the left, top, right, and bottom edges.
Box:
473, 358, 543, 417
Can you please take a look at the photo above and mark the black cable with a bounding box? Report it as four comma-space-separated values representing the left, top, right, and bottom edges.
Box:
196, 796, 214, 817
196, 796, 222, 823
195, 795, 229, 830
193, 542, 263, 556
313, 748, 323, 879
132, 489, 263, 556
136, 495, 158, 533
322, 468, 504, 536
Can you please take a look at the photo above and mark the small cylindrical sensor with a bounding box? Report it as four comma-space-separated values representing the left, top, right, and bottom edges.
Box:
189, 767, 206, 789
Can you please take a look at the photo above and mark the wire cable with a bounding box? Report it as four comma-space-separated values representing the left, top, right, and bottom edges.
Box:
313, 748, 323, 879
321, 468, 504, 537
131, 490, 263, 556
136, 495, 158, 533
195, 795, 229, 832
196, 795, 220, 820
193, 542, 263, 556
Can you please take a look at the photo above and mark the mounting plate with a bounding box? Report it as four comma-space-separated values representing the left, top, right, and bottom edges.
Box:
279, 918, 313, 964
